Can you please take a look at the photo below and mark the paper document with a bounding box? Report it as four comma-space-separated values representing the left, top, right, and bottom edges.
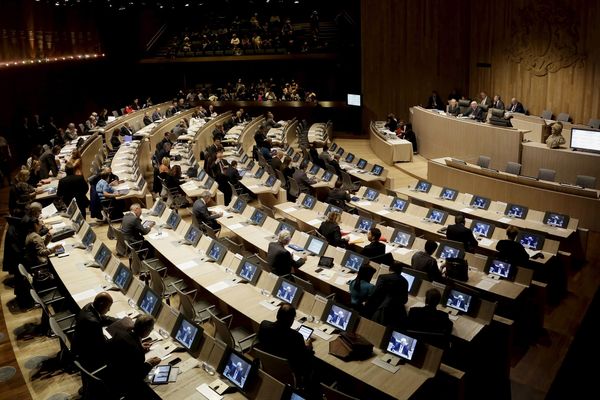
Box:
177, 260, 198, 270
42, 203, 58, 218
475, 279, 497, 291
72, 289, 99, 303
205, 281, 230, 294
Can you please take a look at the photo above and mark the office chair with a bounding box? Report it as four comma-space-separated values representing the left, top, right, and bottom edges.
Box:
505, 161, 522, 175
320, 382, 360, 400
30, 289, 77, 336
541, 110, 553, 120
538, 168, 556, 182
19, 264, 64, 306
48, 316, 76, 371
556, 113, 570, 123
288, 177, 301, 200
111, 228, 129, 257
208, 310, 256, 353
174, 286, 217, 324
251, 348, 297, 389
148, 267, 188, 303
477, 156, 491, 169
73, 361, 121, 400
588, 118, 600, 129
576, 175, 596, 189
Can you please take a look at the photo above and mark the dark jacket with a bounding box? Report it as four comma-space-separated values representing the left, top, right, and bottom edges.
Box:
446, 223, 478, 252
292, 169, 314, 194
72, 303, 116, 370
361, 241, 386, 259
39, 150, 58, 179
318, 221, 346, 248
256, 320, 312, 374
57, 174, 90, 212
121, 213, 151, 244
267, 241, 304, 276
496, 239, 529, 266
407, 305, 453, 349
363, 272, 409, 330
192, 198, 219, 229
107, 328, 153, 396
411, 251, 443, 282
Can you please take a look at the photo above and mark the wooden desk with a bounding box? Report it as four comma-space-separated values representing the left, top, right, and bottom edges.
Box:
370, 121, 413, 163
100, 101, 172, 145
240, 166, 286, 207
110, 142, 150, 202
411, 106, 524, 170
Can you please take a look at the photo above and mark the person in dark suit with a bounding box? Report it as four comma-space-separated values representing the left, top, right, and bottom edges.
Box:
212, 123, 225, 141
121, 203, 154, 244
411, 240, 444, 282
363, 263, 408, 330
226, 160, 241, 186
408, 288, 453, 349
446, 214, 478, 252
143, 112, 152, 126
507, 98, 525, 113
328, 154, 343, 178
270, 150, 284, 171
119, 122, 134, 137
39, 145, 61, 179
496, 226, 529, 266
110, 129, 121, 151
460, 101, 485, 121
256, 304, 314, 381
426, 91, 444, 111
57, 162, 89, 218
325, 180, 350, 209
384, 113, 399, 132
361, 228, 386, 259
318, 211, 348, 248
292, 167, 316, 194
267, 230, 306, 276
479, 91, 492, 107
192, 191, 222, 230
447, 99, 460, 116
211, 150, 232, 205
492, 95, 505, 111
106, 315, 161, 399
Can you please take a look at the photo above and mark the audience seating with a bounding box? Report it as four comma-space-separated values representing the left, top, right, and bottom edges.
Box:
541, 110, 553, 120
477, 155, 491, 169
556, 113, 570, 123
505, 161, 522, 175
576, 175, 596, 189
538, 168, 556, 182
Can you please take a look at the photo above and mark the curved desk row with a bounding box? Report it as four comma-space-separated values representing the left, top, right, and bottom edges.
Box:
369, 121, 413, 164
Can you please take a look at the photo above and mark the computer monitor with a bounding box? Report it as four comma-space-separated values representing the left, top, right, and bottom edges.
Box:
94, 243, 112, 271
355, 216, 374, 232
516, 230, 545, 251
470, 195, 491, 210
371, 164, 384, 176
231, 197, 247, 214
321, 171, 333, 182
301, 195, 317, 210
335, 147, 344, 156
391, 228, 415, 248
439, 187, 458, 201
249, 209, 267, 226
236, 259, 262, 285
340, 250, 366, 272
505, 203, 529, 219
204, 176, 215, 189
264, 174, 277, 187
400, 271, 422, 296
323, 302, 357, 332
137, 285, 162, 317
220, 351, 255, 391
363, 188, 379, 201
286, 147, 294, 156
206, 240, 227, 263
135, 175, 144, 190
240, 154, 249, 164
324, 204, 343, 216
274, 221, 296, 238
81, 227, 96, 248
543, 211, 570, 228
389, 197, 409, 212
73, 212, 85, 232
386, 331, 418, 361
65, 198, 78, 218
415, 180, 432, 193
435, 240, 465, 260
183, 225, 202, 246
292, 153, 302, 162
171, 313, 203, 353
305, 235, 327, 256
445, 288, 473, 314
197, 169, 207, 181
570, 126, 600, 153
112, 263, 133, 293
166, 210, 182, 230
347, 93, 361, 107
470, 220, 495, 239
330, 143, 338, 152
485, 258, 514, 280
273, 278, 303, 308
254, 167, 266, 179
425, 208, 448, 225
344, 153, 355, 163
356, 159, 367, 170
308, 164, 320, 175
246, 160, 256, 170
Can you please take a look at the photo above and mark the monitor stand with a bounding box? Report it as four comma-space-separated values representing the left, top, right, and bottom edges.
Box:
319, 324, 338, 335
380, 353, 404, 367
209, 378, 236, 395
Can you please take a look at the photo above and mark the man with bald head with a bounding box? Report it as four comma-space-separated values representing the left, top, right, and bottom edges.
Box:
121, 203, 154, 243
460, 101, 485, 121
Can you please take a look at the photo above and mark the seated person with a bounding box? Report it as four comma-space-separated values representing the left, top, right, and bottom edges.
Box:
361, 228, 386, 259
267, 230, 306, 276
407, 288, 453, 349
348, 265, 376, 311
121, 203, 154, 244
459, 101, 484, 121
292, 166, 316, 194
226, 160, 242, 186
546, 122, 566, 149
384, 113, 399, 132
411, 240, 444, 282
447, 99, 460, 116
496, 225, 529, 266
446, 215, 478, 252
95, 169, 119, 202
192, 191, 222, 230
318, 211, 348, 248
325, 180, 351, 209
23, 216, 62, 267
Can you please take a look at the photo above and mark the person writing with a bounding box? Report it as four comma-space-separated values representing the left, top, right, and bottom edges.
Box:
546, 122, 566, 149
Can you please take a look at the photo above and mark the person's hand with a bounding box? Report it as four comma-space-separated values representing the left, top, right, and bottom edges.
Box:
301, 254, 308, 261
142, 341, 153, 351
216, 212, 223, 218
305, 338, 314, 349
52, 245, 63, 254
147, 357, 161, 367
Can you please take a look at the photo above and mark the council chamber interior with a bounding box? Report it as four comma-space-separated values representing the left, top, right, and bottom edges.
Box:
0, 1, 598, 399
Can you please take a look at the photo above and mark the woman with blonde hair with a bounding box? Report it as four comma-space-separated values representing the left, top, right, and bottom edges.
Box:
318, 211, 349, 248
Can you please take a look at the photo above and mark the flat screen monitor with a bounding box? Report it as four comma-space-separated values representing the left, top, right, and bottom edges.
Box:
231, 197, 247, 213
356, 159, 367, 170
206, 240, 227, 263
323, 302, 357, 332
470, 220, 495, 239
171, 313, 203, 353
94, 243, 112, 270
329, 143, 338, 152
275, 221, 296, 238
264, 174, 277, 187
485, 258, 513, 280
204, 176, 215, 189
292, 153, 302, 162
391, 228, 415, 248
425, 209, 448, 225
386, 331, 418, 361
415, 180, 432, 193
439, 187, 458, 201
347, 93, 361, 107
273, 278, 303, 308
305, 235, 327, 256
254, 168, 265, 179
363, 188, 379, 201
371, 164, 384, 176
152, 198, 167, 217
570, 127, 600, 153
355, 216, 374, 232
400, 271, 422, 296
81, 227, 96, 248
389, 197, 409, 212
505, 203, 529, 219
221, 351, 254, 390
435, 240, 465, 260
516, 230, 545, 251
137, 285, 162, 317
197, 169, 207, 181
344, 153, 355, 163
246, 160, 256, 170
335, 147, 344, 156
543, 211, 570, 228
183, 225, 202, 246
470, 195, 491, 210
321, 171, 333, 182
73, 211, 85, 232
236, 259, 262, 285
112, 263, 133, 293
341, 250, 366, 272
445, 289, 473, 314
286, 147, 294, 156
301, 195, 317, 209
249, 209, 266, 226
324, 204, 343, 216
166, 210, 182, 230
308, 164, 320, 175
240, 154, 248, 164
66, 198, 78, 218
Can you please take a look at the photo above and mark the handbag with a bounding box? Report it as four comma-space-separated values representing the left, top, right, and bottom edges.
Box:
328, 332, 373, 361
445, 257, 469, 281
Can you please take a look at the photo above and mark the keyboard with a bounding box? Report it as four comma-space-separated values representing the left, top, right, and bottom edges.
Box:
288, 244, 304, 252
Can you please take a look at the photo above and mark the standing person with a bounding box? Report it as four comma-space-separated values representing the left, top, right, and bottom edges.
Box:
39, 145, 61, 179
363, 263, 409, 330
57, 162, 89, 218
348, 265, 376, 311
